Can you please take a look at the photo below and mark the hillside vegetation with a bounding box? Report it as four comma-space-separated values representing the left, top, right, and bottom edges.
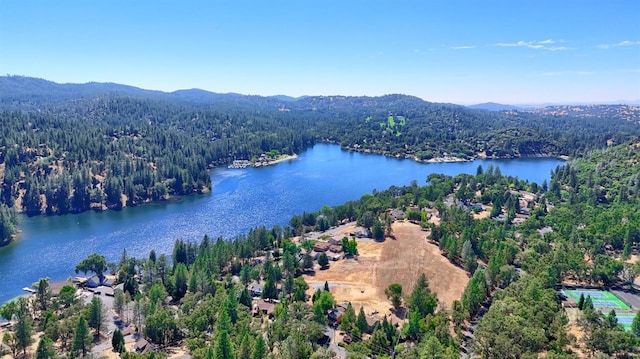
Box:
3, 140, 639, 358
1, 76, 639, 246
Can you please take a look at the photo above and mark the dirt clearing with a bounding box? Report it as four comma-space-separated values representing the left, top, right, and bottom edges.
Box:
303, 221, 469, 320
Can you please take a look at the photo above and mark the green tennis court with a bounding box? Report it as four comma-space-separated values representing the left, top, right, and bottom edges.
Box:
563, 289, 630, 310
616, 312, 637, 331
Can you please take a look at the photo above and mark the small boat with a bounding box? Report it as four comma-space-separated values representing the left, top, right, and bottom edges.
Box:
22, 287, 36, 293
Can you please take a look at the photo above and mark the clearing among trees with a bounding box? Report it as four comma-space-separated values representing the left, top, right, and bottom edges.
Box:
303, 221, 469, 320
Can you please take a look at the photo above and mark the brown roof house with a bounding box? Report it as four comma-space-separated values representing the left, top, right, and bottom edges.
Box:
252, 299, 276, 319
313, 241, 331, 252
134, 337, 155, 354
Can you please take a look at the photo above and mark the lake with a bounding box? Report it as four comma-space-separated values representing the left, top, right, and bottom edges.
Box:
0, 144, 565, 303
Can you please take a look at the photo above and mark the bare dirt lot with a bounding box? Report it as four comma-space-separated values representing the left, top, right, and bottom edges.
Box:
303, 221, 469, 321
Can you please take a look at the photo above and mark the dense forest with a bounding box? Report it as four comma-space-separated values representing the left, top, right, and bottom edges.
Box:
2, 139, 639, 358
1, 75, 639, 246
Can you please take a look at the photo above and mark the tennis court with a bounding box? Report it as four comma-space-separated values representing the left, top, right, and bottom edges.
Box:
563, 289, 630, 310
616, 312, 636, 331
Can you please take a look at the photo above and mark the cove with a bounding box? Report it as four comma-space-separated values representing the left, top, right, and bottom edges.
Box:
0, 143, 565, 303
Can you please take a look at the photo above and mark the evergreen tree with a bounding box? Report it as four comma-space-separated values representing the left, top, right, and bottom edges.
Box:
318, 252, 329, 269
252, 335, 267, 359
236, 333, 252, 359
313, 302, 328, 325
88, 296, 105, 336
577, 293, 585, 310
340, 302, 356, 334
112, 329, 125, 353
385, 283, 403, 310
356, 306, 369, 334
214, 330, 233, 359
583, 295, 594, 311
631, 311, 640, 336
35, 336, 55, 359
14, 299, 33, 356
72, 317, 92, 357
36, 277, 51, 311
408, 273, 437, 318
173, 262, 189, 301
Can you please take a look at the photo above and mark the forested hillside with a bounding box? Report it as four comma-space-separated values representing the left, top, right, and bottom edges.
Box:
4, 140, 638, 358
1, 76, 639, 245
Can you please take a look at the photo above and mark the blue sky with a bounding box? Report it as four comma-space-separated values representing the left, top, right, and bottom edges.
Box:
1, 1, 639, 104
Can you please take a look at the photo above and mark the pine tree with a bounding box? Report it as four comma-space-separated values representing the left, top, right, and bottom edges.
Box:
408, 273, 437, 317
313, 302, 327, 325
318, 252, 329, 269
251, 335, 267, 359
340, 302, 356, 333
14, 299, 33, 356
583, 295, 594, 311
236, 333, 252, 359
577, 293, 585, 310
214, 330, 233, 359
88, 296, 105, 336
35, 336, 55, 359
356, 306, 369, 334
631, 311, 640, 336
173, 262, 189, 301
72, 317, 92, 357
112, 329, 125, 353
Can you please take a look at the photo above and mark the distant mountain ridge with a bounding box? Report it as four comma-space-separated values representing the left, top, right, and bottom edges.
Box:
4, 75, 637, 114
467, 102, 522, 111
524, 104, 640, 123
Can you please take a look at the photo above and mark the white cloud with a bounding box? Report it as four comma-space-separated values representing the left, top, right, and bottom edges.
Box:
495, 39, 569, 50
616, 40, 640, 46
597, 40, 640, 49
450, 45, 476, 50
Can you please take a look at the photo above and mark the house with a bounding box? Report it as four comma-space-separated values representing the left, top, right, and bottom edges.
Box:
313, 241, 331, 252
121, 326, 135, 337
84, 275, 113, 289
248, 281, 264, 297
252, 299, 276, 318
49, 281, 74, 297
329, 237, 342, 246
249, 258, 264, 267
328, 307, 345, 327
365, 315, 381, 333
351, 227, 371, 238
134, 338, 154, 354
328, 302, 350, 327
387, 208, 405, 220
329, 245, 342, 253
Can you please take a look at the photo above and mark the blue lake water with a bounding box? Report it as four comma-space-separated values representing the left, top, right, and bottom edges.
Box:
0, 144, 564, 304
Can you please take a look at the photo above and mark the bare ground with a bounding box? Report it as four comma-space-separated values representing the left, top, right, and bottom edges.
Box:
303, 221, 469, 321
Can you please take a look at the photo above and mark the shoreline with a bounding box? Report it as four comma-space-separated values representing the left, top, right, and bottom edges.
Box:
253, 153, 298, 167
339, 143, 570, 164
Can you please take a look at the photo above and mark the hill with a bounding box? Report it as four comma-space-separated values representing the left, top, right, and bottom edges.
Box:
525, 104, 640, 123
0, 75, 638, 228
467, 102, 521, 111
